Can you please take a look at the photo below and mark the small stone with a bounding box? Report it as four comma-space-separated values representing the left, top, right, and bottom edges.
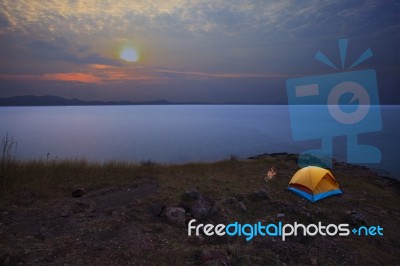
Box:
190, 200, 210, 220
223, 197, 238, 205
248, 189, 271, 201
198, 250, 231, 266
191, 198, 215, 220
300, 211, 311, 218
60, 211, 70, 217
218, 197, 240, 211
311, 257, 318, 265
238, 202, 247, 211
182, 189, 202, 201
349, 211, 366, 225
149, 203, 166, 216
161, 206, 186, 226
72, 188, 87, 197
104, 208, 115, 216
180, 190, 217, 221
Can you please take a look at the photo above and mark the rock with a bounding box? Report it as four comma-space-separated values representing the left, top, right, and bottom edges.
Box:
238, 202, 247, 211
71, 188, 87, 197
311, 257, 318, 265
214, 197, 248, 214
198, 250, 231, 266
60, 210, 70, 217
180, 190, 216, 221
248, 189, 271, 201
161, 206, 186, 226
182, 189, 202, 201
219, 197, 239, 209
104, 208, 116, 216
36, 226, 46, 239
222, 196, 238, 205
300, 211, 311, 218
149, 203, 166, 216
349, 211, 366, 225
191, 199, 213, 220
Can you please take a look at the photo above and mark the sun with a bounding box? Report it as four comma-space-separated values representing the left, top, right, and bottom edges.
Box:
120, 47, 139, 62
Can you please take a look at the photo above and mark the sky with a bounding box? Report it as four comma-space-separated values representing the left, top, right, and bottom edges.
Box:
0, 0, 399, 104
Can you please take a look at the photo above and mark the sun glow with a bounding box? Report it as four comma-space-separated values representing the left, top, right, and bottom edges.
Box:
120, 47, 139, 62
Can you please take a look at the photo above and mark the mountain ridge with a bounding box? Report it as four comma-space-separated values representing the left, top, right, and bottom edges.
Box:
0, 95, 195, 106
0, 95, 274, 106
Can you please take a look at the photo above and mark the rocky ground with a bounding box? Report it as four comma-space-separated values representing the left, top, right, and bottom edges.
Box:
0, 154, 399, 265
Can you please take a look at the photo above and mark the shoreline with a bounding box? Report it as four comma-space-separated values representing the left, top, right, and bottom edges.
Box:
6, 151, 399, 181
248, 152, 398, 180
1, 152, 399, 200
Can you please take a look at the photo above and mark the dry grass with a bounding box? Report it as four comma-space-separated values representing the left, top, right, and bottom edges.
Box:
0, 136, 399, 265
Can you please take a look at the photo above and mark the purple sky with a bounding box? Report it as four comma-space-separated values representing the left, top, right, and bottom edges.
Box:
0, 0, 399, 103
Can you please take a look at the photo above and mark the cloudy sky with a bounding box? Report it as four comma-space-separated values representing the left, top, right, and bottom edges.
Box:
0, 0, 399, 103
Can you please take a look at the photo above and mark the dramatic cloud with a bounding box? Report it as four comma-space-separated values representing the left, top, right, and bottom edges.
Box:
0, 0, 398, 103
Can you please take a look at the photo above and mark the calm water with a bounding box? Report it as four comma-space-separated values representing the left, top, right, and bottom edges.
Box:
1, 105, 399, 177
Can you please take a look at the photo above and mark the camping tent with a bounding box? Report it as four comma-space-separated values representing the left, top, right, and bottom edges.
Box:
288, 166, 342, 202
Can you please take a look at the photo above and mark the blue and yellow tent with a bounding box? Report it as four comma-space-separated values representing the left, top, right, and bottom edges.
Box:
288, 166, 342, 202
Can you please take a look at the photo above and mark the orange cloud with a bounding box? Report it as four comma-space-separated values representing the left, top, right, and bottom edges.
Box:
0, 70, 159, 84
89, 64, 113, 69
0, 65, 286, 85
41, 73, 102, 83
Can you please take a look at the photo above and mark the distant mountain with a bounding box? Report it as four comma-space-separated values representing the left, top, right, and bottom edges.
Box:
0, 95, 276, 106
0, 95, 178, 106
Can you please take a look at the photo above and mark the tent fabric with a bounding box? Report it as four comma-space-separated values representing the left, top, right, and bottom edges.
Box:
288, 187, 342, 202
288, 166, 342, 202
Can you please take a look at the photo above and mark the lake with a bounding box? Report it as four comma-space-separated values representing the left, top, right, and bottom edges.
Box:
1, 105, 399, 177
